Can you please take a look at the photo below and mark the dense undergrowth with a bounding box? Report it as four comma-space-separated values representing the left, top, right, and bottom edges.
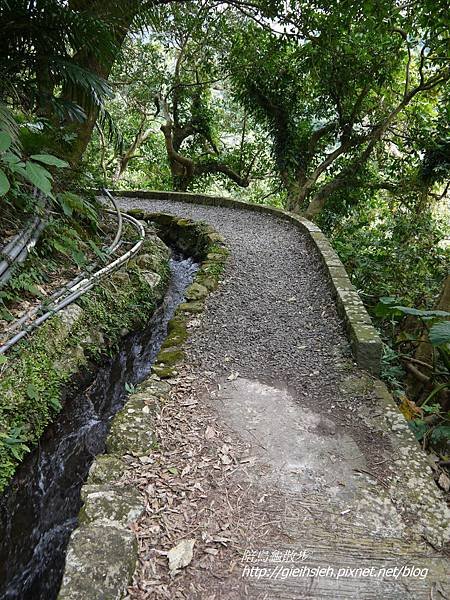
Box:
322, 202, 450, 460
0, 191, 105, 324
0, 233, 170, 492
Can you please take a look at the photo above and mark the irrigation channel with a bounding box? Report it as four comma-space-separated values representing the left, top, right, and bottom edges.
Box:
0, 253, 198, 600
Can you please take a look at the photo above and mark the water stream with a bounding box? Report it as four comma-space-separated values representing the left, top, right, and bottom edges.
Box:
0, 254, 198, 600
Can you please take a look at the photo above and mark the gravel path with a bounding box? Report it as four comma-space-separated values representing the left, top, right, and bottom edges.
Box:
122, 200, 351, 399
118, 198, 450, 600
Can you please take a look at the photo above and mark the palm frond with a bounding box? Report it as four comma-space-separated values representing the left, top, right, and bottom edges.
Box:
52, 59, 114, 105
48, 98, 87, 123
0, 102, 21, 151
98, 107, 124, 154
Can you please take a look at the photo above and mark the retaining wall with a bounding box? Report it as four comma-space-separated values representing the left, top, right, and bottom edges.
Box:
0, 230, 170, 493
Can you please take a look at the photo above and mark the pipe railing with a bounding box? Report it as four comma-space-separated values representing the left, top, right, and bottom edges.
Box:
0, 190, 145, 355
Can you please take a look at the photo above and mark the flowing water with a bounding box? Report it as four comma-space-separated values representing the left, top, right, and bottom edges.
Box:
0, 255, 198, 600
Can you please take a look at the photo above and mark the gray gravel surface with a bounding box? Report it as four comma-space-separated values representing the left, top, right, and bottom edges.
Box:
118, 197, 393, 472
120, 199, 352, 396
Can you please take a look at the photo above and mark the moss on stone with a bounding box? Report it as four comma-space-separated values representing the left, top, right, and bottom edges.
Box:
126, 208, 147, 220
168, 315, 188, 335
201, 260, 226, 278
136, 377, 171, 397
175, 218, 193, 227
179, 300, 205, 314
133, 252, 165, 273
0, 315, 84, 492
208, 243, 228, 255
185, 282, 208, 301
58, 524, 137, 600
206, 232, 225, 245
151, 364, 177, 379
87, 455, 126, 485
206, 252, 227, 262
161, 329, 188, 350
106, 399, 158, 455
156, 348, 184, 366
195, 272, 218, 291
79, 484, 144, 527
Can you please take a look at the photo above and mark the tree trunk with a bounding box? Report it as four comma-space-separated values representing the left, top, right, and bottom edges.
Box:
304, 176, 346, 219
407, 274, 450, 400
436, 275, 450, 312
65, 0, 136, 166
280, 170, 308, 213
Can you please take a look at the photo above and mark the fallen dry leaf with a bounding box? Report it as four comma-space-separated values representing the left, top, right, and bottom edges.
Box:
167, 538, 196, 573
205, 425, 215, 439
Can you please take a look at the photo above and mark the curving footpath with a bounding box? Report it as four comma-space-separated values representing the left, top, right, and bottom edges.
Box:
116, 192, 449, 600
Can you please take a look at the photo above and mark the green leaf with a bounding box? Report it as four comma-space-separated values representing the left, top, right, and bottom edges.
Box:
88, 239, 108, 262
30, 154, 69, 168
26, 383, 39, 400
429, 321, 450, 347
374, 301, 402, 318
2, 151, 22, 167
11, 446, 21, 459
0, 131, 12, 152
57, 192, 98, 223
0, 355, 7, 365
167, 466, 179, 475
379, 296, 399, 305
393, 306, 450, 319
0, 168, 10, 196
51, 239, 69, 255
48, 396, 62, 411
409, 419, 427, 441
59, 196, 73, 216
430, 425, 450, 445
421, 403, 441, 414
24, 161, 52, 194
71, 249, 87, 267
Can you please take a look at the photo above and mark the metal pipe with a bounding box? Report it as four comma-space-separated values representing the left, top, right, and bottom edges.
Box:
2, 189, 126, 335
101, 188, 123, 254
0, 207, 145, 355
0, 216, 43, 280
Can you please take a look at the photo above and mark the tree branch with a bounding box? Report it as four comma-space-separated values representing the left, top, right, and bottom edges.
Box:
195, 160, 250, 187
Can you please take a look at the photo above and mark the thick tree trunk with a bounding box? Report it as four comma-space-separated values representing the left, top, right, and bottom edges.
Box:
280, 170, 308, 213
304, 177, 346, 219
161, 122, 250, 191
65, 0, 136, 166
436, 275, 450, 312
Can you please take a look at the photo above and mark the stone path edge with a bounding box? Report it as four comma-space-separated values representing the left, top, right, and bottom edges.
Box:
113, 189, 382, 376
57, 212, 229, 600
